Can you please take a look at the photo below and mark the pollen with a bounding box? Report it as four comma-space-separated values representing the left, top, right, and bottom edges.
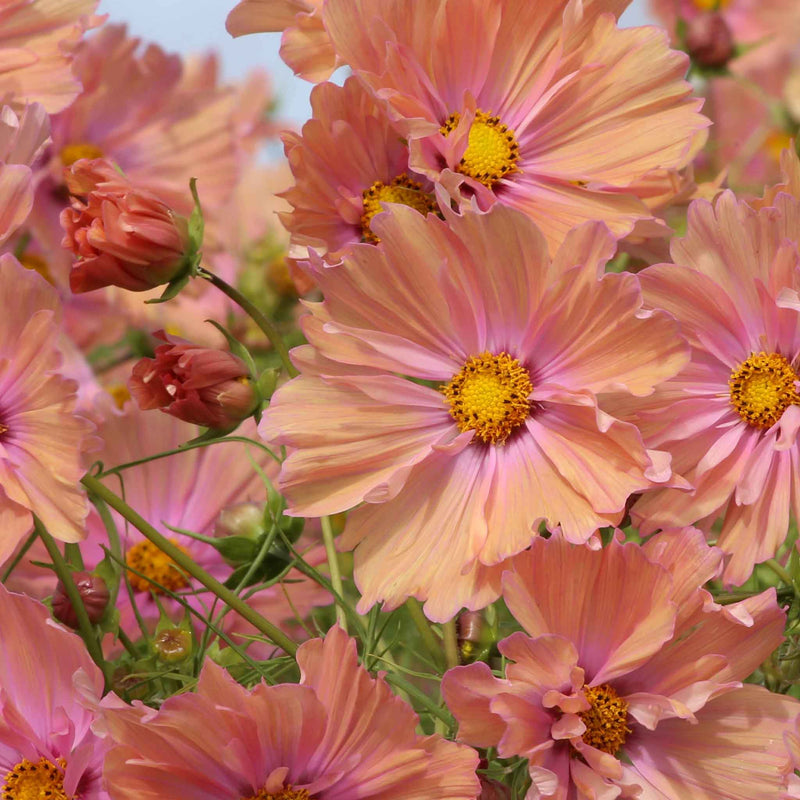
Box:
2, 756, 73, 800
60, 142, 104, 167
442, 352, 532, 444
765, 130, 793, 166
125, 539, 190, 594
242, 786, 311, 800
18, 252, 54, 284
691, 0, 731, 9
579, 684, 631, 756
361, 174, 438, 243
729, 351, 800, 430
108, 383, 131, 410
440, 109, 520, 188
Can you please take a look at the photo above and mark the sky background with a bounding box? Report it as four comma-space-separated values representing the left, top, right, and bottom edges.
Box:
96, 1, 655, 125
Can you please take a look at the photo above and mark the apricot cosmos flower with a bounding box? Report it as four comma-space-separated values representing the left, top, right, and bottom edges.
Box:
101, 625, 480, 800
625, 182, 800, 584
442, 531, 799, 799
321, 0, 709, 253
260, 203, 689, 620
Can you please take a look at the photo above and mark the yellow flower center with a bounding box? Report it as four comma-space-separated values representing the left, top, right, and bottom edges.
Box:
440, 110, 520, 188
691, 0, 730, 9
18, 252, 54, 284
361, 175, 438, 244
242, 786, 311, 800
125, 539, 190, 594
59, 142, 104, 167
2, 757, 74, 800
108, 384, 131, 410
0, 422, 7, 436
765, 131, 793, 166
729, 352, 800, 429
579, 684, 630, 755
442, 352, 532, 444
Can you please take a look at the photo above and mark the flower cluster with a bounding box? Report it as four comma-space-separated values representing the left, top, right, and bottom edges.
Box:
0, 0, 799, 798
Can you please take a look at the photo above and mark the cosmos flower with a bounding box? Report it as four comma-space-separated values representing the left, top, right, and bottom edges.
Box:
320, 0, 709, 254
625, 181, 800, 584
280, 76, 439, 258
101, 625, 481, 800
0, 254, 96, 561
0, 583, 110, 799
259, 203, 688, 621
442, 530, 799, 800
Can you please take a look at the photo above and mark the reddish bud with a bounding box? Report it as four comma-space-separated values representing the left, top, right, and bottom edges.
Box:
61, 158, 191, 293
152, 627, 193, 663
52, 572, 110, 628
686, 12, 734, 69
129, 331, 258, 429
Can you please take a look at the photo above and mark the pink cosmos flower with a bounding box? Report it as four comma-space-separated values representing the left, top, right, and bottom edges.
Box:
442, 530, 799, 800
129, 331, 258, 430
259, 203, 689, 621
624, 184, 800, 584
0, 583, 110, 799
81, 401, 282, 636
280, 75, 439, 258
321, 0, 709, 254
0, 254, 95, 561
102, 625, 480, 800
61, 157, 192, 293
0, 0, 101, 113
226, 0, 340, 82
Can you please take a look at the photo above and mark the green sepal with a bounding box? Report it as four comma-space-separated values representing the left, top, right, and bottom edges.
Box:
188, 177, 205, 250
144, 272, 191, 304
223, 548, 293, 590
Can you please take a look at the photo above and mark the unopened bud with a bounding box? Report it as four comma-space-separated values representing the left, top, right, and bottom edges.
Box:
52, 572, 110, 628
152, 627, 193, 663
686, 12, 734, 69
215, 502, 265, 541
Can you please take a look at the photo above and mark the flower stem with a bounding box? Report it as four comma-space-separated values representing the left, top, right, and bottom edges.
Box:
197, 266, 297, 378
442, 619, 460, 670
763, 558, 796, 588
321, 515, 347, 632
35, 518, 114, 690
81, 473, 298, 657
405, 598, 446, 671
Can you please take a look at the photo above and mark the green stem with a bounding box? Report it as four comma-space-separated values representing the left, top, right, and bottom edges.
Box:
0, 529, 38, 583
81, 474, 298, 657
35, 519, 113, 689
198, 267, 297, 378
321, 516, 347, 632
442, 619, 460, 670
763, 558, 796, 588
405, 598, 445, 671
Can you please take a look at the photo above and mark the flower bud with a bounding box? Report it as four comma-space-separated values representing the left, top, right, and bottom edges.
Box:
52, 571, 110, 628
686, 12, 734, 69
214, 502, 266, 541
60, 158, 192, 293
129, 331, 259, 429
152, 627, 193, 664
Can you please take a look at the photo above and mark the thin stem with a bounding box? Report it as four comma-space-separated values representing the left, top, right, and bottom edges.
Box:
1, 529, 38, 583
81, 474, 298, 657
35, 519, 113, 689
405, 598, 445, 671
198, 266, 297, 378
763, 558, 795, 588
442, 619, 460, 670
321, 516, 347, 632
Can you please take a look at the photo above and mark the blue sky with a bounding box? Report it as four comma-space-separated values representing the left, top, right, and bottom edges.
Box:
97, 0, 655, 125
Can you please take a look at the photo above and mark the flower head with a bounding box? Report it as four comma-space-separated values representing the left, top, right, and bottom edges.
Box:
102, 625, 480, 800
260, 203, 689, 620
321, 0, 708, 253
0, 254, 96, 561
129, 331, 258, 430
442, 530, 798, 799
0, 583, 109, 799
624, 181, 800, 583
61, 158, 192, 293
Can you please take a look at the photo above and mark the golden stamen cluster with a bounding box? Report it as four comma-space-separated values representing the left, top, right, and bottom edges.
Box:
360, 174, 438, 243
442, 352, 532, 444
578, 684, 631, 755
125, 539, 190, 594
60, 142, 104, 167
440, 109, 520, 188
243, 786, 312, 800
728, 351, 800, 430
2, 757, 72, 800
